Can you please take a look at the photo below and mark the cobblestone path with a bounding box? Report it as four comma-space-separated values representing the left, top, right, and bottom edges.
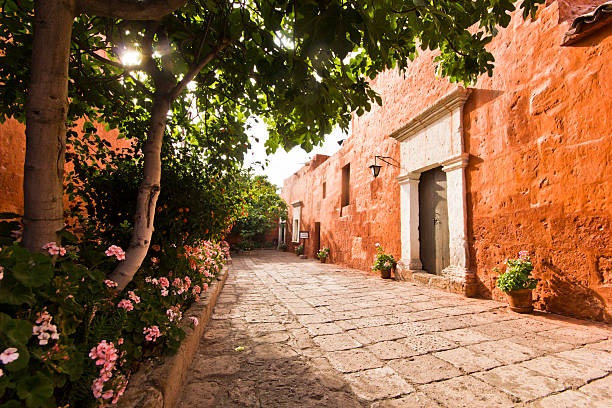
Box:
176, 251, 612, 407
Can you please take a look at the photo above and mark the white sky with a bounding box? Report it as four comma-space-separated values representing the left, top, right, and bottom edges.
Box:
243, 118, 348, 188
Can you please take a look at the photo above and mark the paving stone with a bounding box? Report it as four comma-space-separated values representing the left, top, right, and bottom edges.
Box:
312, 333, 362, 351
253, 331, 290, 343
471, 321, 525, 340
251, 343, 298, 359
355, 326, 406, 343
403, 309, 449, 321
520, 355, 608, 387
438, 328, 493, 345
527, 390, 607, 408
507, 333, 575, 354
466, 339, 538, 364
370, 392, 444, 407
388, 354, 462, 384
296, 313, 334, 324
325, 349, 384, 373
586, 339, 612, 352
305, 322, 343, 336
473, 365, 566, 402
434, 347, 503, 373
400, 334, 458, 354
192, 355, 242, 378
343, 367, 414, 401
538, 327, 610, 345
420, 375, 518, 407
368, 341, 419, 360
556, 346, 612, 370
177, 253, 612, 408
578, 374, 612, 401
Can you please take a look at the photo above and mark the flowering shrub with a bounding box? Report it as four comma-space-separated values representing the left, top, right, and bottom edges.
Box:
0, 222, 229, 407
295, 244, 304, 256
316, 247, 330, 260
495, 250, 538, 292
372, 243, 396, 272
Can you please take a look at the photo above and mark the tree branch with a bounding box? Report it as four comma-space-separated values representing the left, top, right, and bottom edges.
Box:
171, 38, 232, 99
79, 0, 188, 20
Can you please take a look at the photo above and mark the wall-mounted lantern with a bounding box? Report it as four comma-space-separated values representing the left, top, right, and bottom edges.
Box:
369, 155, 399, 178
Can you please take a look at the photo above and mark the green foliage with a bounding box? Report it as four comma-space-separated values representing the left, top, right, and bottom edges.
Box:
278, 242, 287, 251
372, 244, 396, 272
237, 240, 254, 251
295, 244, 304, 256
495, 252, 538, 292
317, 247, 330, 260
0, 219, 229, 407
231, 174, 287, 242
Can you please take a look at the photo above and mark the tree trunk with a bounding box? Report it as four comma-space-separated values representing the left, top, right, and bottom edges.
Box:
108, 89, 171, 290
23, 0, 77, 252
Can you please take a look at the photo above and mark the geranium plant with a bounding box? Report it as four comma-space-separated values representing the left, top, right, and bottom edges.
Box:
372, 243, 396, 272
317, 247, 330, 260
295, 244, 304, 256
495, 250, 538, 292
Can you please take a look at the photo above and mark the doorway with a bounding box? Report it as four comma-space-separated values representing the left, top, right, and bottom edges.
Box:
418, 167, 450, 275
313, 222, 321, 257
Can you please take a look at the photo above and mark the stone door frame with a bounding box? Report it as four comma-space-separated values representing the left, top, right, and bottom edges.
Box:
390, 87, 476, 296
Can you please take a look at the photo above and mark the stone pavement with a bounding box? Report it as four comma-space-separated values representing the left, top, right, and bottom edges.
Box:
175, 251, 612, 407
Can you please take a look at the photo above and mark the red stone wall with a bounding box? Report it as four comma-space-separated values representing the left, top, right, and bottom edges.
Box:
282, 2, 612, 322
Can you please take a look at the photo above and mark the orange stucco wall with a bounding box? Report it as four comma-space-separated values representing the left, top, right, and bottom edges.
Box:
282, 2, 612, 322
0, 118, 130, 215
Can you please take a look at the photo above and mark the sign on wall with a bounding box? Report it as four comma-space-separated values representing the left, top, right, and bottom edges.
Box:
299, 231, 310, 239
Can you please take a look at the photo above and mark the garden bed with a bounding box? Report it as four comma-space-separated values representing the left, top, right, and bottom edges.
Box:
119, 260, 230, 408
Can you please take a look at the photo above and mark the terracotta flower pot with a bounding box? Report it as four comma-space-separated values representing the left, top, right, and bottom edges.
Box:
506, 289, 534, 313
319, 258, 326, 263
380, 268, 391, 279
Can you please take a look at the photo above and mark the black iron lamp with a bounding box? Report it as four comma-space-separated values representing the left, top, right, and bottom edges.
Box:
369, 155, 399, 178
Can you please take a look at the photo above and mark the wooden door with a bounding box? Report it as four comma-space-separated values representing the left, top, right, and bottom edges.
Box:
418, 167, 450, 275
313, 222, 321, 257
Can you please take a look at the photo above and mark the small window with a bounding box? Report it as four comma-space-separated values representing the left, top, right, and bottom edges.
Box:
322, 182, 326, 199
341, 164, 350, 207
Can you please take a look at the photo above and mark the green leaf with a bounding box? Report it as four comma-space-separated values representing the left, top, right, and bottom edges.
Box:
16, 372, 54, 408
11, 258, 53, 288
0, 313, 33, 346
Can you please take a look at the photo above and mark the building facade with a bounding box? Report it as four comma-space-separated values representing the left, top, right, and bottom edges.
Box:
281, 1, 612, 322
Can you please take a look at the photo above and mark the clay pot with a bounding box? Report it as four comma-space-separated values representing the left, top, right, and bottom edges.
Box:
319, 258, 326, 263
506, 289, 534, 313
380, 268, 391, 279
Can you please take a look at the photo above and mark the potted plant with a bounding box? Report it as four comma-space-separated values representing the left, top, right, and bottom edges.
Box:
278, 242, 287, 251
317, 247, 330, 263
495, 250, 538, 313
295, 243, 304, 256
372, 243, 396, 279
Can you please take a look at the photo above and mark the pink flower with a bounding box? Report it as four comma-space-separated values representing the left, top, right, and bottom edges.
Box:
151, 257, 159, 264
32, 310, 59, 345
117, 338, 124, 345
158, 277, 170, 288
189, 316, 199, 326
42, 242, 66, 256
1, 348, 19, 364
105, 245, 126, 261
0, 266, 3, 280
104, 279, 118, 288
192, 285, 201, 295
202, 282, 208, 291
128, 291, 140, 304
375, 243, 380, 247
117, 299, 134, 311
0, 368, 3, 377
161, 288, 169, 297
143, 326, 161, 342
518, 250, 529, 260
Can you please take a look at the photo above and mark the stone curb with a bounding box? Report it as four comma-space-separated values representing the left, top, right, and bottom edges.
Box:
119, 259, 230, 408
